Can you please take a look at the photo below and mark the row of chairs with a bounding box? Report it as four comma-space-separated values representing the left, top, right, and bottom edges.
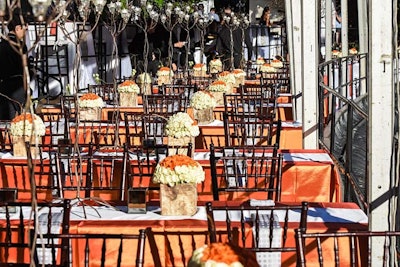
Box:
2, 199, 393, 266
0, 200, 147, 266
3, 141, 283, 203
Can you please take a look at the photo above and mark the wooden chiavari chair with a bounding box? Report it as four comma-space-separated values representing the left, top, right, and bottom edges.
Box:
206, 201, 308, 266
209, 143, 283, 201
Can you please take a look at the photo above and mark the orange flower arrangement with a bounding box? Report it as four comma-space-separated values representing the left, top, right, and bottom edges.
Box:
188, 243, 260, 267
78, 93, 104, 108
270, 59, 283, 68
12, 113, 35, 124
10, 113, 46, 137
117, 80, 140, 93
160, 154, 198, 169
201, 243, 241, 264
153, 154, 205, 186
208, 80, 228, 92
157, 66, 174, 77
260, 63, 276, 73
80, 93, 100, 100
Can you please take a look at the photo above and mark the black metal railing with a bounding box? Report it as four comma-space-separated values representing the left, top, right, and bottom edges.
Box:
318, 53, 369, 211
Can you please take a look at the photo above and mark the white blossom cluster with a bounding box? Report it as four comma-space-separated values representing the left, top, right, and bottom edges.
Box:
260, 64, 277, 73
209, 59, 222, 67
190, 91, 217, 110
256, 57, 265, 65
165, 112, 200, 138
208, 81, 228, 92
232, 69, 246, 78
78, 95, 104, 108
117, 82, 140, 93
270, 60, 284, 68
217, 73, 236, 85
193, 64, 207, 71
10, 114, 46, 137
153, 162, 205, 186
157, 68, 174, 77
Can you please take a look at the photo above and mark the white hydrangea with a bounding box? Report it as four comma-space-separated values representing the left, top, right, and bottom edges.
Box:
153, 163, 205, 186
190, 91, 217, 110
10, 113, 46, 137
165, 112, 200, 138
208, 81, 228, 92
260, 64, 276, 73
217, 72, 236, 84
117, 81, 140, 93
78, 94, 104, 108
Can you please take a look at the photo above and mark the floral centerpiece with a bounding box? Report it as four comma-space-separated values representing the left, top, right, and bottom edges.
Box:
270, 59, 284, 69
136, 72, 152, 95
188, 243, 260, 267
232, 69, 246, 87
153, 154, 205, 216
192, 63, 207, 77
217, 71, 236, 90
165, 112, 199, 157
256, 57, 265, 69
207, 80, 228, 105
332, 50, 342, 58
349, 47, 358, 55
190, 91, 217, 124
78, 93, 104, 121
209, 58, 223, 74
157, 67, 174, 85
10, 113, 46, 157
117, 80, 140, 107
260, 63, 276, 73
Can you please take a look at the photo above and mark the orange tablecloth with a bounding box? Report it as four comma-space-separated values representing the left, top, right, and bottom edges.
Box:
0, 149, 340, 203
0, 202, 367, 267
66, 202, 366, 267
129, 149, 340, 203
65, 121, 302, 150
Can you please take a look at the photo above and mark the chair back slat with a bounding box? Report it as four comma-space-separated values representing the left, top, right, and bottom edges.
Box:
206, 201, 309, 261
294, 230, 400, 267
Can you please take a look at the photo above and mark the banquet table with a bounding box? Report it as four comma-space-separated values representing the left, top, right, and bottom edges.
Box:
0, 149, 340, 203
0, 201, 368, 267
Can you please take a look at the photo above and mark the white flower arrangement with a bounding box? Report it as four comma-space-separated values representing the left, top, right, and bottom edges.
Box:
208, 80, 228, 92
152, 154, 205, 186
165, 112, 200, 138
270, 59, 284, 68
349, 48, 358, 55
193, 63, 207, 71
78, 93, 104, 108
256, 57, 265, 65
332, 50, 342, 57
157, 67, 174, 77
117, 80, 140, 93
10, 113, 46, 137
232, 69, 246, 78
217, 71, 236, 84
260, 63, 276, 73
209, 58, 222, 67
190, 91, 217, 110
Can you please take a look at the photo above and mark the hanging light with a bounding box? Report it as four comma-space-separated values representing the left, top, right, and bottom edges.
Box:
28, 0, 53, 21
120, 8, 131, 23
94, 0, 107, 14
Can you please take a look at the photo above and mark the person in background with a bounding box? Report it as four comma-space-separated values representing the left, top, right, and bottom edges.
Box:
257, 6, 272, 59
208, 7, 220, 23
0, 12, 31, 120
